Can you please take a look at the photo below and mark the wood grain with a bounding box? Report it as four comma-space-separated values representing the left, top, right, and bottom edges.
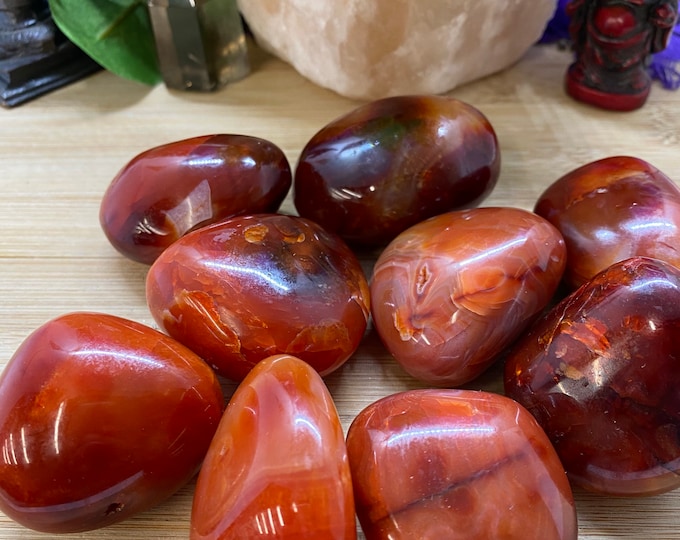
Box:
1, 43, 679, 539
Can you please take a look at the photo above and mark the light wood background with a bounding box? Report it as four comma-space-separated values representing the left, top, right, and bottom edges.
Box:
1, 42, 679, 539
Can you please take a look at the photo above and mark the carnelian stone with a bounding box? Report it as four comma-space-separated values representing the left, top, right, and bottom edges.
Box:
346, 389, 577, 540
190, 354, 356, 540
0, 312, 224, 533
534, 156, 680, 289
100, 134, 292, 264
505, 257, 680, 496
146, 213, 370, 381
370, 207, 566, 386
294, 95, 500, 247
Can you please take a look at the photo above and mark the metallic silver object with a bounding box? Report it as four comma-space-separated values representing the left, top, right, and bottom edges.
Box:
147, 0, 250, 91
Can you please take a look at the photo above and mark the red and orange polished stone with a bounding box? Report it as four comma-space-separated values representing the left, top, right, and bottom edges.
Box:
535, 155, 680, 289
505, 257, 680, 496
294, 95, 500, 247
191, 355, 356, 539
146, 213, 370, 381
346, 389, 577, 539
100, 134, 292, 264
370, 207, 566, 386
0, 313, 224, 533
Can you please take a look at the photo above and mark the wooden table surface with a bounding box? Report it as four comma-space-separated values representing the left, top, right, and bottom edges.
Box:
1, 43, 679, 539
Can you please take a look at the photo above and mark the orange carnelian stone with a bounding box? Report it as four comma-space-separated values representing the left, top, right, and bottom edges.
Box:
534, 156, 680, 290
190, 354, 356, 540
146, 213, 371, 382
370, 207, 566, 386
100, 134, 291, 264
0, 313, 224, 534
346, 389, 577, 540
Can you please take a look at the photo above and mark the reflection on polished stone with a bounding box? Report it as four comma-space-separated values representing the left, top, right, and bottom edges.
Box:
370, 207, 566, 387
535, 155, 680, 290
346, 389, 577, 539
191, 355, 356, 539
505, 257, 680, 496
146, 214, 371, 382
100, 134, 292, 264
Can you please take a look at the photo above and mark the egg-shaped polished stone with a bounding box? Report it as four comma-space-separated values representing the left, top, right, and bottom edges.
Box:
346, 389, 577, 540
0, 312, 224, 534
534, 155, 680, 289
100, 134, 292, 264
505, 257, 680, 496
294, 95, 500, 247
370, 207, 566, 386
146, 213, 371, 381
191, 354, 356, 539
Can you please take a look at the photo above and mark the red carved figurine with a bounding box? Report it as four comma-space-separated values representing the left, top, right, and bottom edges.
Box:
565, 0, 679, 110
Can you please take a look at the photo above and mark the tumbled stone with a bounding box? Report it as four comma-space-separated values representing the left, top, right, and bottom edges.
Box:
294, 95, 500, 247
370, 207, 566, 387
505, 257, 680, 497
191, 355, 355, 539
237, 0, 557, 99
346, 389, 577, 539
146, 214, 371, 382
534, 155, 680, 290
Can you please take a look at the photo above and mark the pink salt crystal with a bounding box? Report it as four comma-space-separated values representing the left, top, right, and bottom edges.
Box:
237, 0, 557, 100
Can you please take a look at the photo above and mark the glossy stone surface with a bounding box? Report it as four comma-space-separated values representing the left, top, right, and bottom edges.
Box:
191, 354, 356, 539
100, 134, 292, 264
0, 312, 224, 534
505, 257, 680, 496
346, 389, 577, 540
535, 155, 680, 289
370, 207, 566, 386
146, 213, 370, 381
294, 95, 500, 247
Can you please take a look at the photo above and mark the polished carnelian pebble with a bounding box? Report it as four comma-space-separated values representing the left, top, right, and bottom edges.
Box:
370, 207, 565, 386
294, 95, 500, 247
191, 355, 356, 539
534, 156, 680, 289
505, 257, 680, 496
146, 213, 370, 381
0, 312, 224, 534
100, 134, 292, 264
346, 389, 577, 540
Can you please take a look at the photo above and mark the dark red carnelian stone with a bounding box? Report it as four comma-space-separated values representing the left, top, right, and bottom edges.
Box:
146, 213, 371, 382
100, 134, 292, 264
505, 257, 680, 496
0, 312, 224, 533
534, 155, 680, 290
346, 389, 577, 539
294, 95, 500, 247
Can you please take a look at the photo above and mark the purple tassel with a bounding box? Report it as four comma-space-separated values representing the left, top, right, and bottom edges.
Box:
649, 27, 680, 89
539, 0, 680, 91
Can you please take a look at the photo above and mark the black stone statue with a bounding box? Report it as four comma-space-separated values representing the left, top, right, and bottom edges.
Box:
0, 0, 100, 107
